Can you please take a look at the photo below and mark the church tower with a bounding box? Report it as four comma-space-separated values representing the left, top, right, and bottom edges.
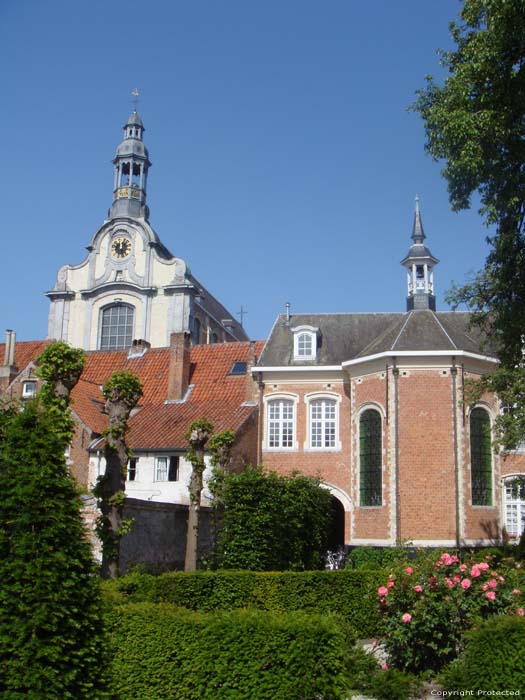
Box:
400, 197, 439, 311
46, 109, 248, 350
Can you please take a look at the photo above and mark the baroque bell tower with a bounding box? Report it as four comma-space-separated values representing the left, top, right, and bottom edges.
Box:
109, 111, 151, 220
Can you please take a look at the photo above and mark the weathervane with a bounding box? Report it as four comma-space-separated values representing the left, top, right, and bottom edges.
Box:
131, 87, 140, 111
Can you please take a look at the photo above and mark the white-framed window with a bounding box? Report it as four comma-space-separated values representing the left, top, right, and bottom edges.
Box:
127, 457, 138, 482
305, 394, 341, 450
504, 477, 525, 539
22, 381, 37, 398
266, 395, 297, 450
99, 303, 135, 350
155, 455, 180, 482
292, 325, 318, 360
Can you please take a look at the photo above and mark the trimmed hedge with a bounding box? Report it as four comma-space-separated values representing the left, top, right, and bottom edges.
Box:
107, 602, 349, 700
104, 568, 384, 637
441, 615, 525, 693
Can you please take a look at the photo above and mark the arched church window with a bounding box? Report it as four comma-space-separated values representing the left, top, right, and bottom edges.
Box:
192, 317, 201, 345
470, 407, 493, 506
99, 303, 134, 350
359, 409, 382, 506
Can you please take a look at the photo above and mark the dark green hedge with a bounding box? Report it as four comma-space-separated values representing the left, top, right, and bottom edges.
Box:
441, 615, 525, 693
107, 602, 348, 700
104, 569, 384, 637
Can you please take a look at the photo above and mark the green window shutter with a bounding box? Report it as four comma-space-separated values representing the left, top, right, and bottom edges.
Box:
470, 408, 492, 506
359, 410, 382, 506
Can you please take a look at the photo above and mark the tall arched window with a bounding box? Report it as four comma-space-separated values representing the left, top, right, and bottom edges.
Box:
99, 303, 134, 350
470, 407, 492, 506
359, 409, 382, 506
192, 317, 201, 345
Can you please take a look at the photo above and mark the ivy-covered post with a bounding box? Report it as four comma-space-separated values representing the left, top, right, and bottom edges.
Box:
184, 419, 213, 571
207, 430, 235, 566
95, 371, 143, 579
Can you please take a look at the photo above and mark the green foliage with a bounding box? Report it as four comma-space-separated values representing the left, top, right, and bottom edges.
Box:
216, 465, 332, 571
348, 545, 411, 570
101, 370, 143, 407
208, 429, 235, 470
378, 551, 524, 674
440, 614, 525, 693
368, 668, 416, 700
413, 0, 525, 448
0, 400, 109, 699
103, 568, 384, 637
37, 341, 85, 408
107, 602, 348, 700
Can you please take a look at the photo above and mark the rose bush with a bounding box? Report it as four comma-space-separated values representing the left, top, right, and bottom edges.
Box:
377, 552, 524, 674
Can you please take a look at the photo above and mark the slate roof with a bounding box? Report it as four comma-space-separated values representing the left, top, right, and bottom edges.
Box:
257, 311, 496, 367
71, 341, 264, 450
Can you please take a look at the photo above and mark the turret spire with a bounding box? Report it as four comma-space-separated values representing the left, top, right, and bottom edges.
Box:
109, 108, 152, 221
401, 197, 439, 311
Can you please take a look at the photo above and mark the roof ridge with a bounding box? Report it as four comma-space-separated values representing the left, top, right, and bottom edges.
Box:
431, 312, 459, 350
390, 312, 413, 351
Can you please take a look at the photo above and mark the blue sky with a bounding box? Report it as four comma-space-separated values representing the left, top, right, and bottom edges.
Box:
1, 0, 489, 342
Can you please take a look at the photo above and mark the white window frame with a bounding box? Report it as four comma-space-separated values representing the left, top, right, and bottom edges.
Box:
292, 325, 318, 360
154, 455, 180, 482
22, 381, 37, 398
304, 392, 342, 451
264, 393, 298, 451
503, 475, 525, 540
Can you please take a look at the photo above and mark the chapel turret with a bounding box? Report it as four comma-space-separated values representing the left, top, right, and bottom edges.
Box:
109, 111, 151, 221
400, 196, 439, 311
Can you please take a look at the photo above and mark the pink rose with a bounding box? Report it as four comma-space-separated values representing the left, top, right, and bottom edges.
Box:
405, 566, 413, 575
499, 576, 505, 583
485, 591, 496, 601
445, 578, 454, 589
460, 564, 467, 572
470, 565, 481, 578
381, 663, 388, 671
453, 575, 461, 583
387, 580, 395, 589
488, 578, 498, 589
413, 585, 423, 593
478, 562, 489, 571
512, 589, 521, 595
482, 583, 489, 592
402, 613, 412, 623
441, 553, 453, 566
371, 639, 378, 649
461, 578, 472, 590
378, 586, 388, 597
517, 608, 524, 616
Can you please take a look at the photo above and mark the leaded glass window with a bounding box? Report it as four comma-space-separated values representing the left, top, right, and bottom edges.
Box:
505, 480, 525, 538
470, 407, 492, 506
310, 398, 336, 448
359, 409, 382, 506
268, 399, 294, 449
99, 304, 134, 350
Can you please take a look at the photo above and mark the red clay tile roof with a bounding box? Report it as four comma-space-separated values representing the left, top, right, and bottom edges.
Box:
72, 341, 264, 449
0, 340, 50, 372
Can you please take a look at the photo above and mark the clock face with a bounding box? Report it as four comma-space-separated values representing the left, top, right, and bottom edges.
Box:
111, 236, 132, 259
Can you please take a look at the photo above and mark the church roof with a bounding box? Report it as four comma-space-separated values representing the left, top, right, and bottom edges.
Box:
70, 340, 264, 450
257, 311, 495, 367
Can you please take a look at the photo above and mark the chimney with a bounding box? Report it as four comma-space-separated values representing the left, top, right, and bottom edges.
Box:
245, 341, 257, 403
128, 338, 151, 359
0, 330, 18, 393
167, 331, 191, 401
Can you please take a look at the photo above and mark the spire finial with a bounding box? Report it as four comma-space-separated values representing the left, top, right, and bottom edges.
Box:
415, 194, 420, 213
131, 87, 140, 112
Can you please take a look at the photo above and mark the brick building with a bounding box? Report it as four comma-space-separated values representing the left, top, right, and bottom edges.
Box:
254, 201, 525, 548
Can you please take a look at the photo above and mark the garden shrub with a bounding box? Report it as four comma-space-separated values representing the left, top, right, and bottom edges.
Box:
377, 551, 525, 674
107, 602, 349, 700
440, 614, 525, 693
216, 466, 332, 570
104, 568, 384, 637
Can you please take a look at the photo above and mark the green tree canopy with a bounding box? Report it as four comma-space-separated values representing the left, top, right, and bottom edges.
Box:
216, 466, 332, 571
413, 0, 525, 448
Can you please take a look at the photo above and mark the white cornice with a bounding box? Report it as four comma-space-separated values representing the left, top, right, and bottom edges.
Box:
342, 350, 498, 367
252, 365, 342, 373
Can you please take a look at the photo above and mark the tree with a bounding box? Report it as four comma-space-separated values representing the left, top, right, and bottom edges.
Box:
216, 466, 332, 571
184, 419, 214, 571
94, 370, 143, 579
413, 0, 525, 448
0, 341, 109, 699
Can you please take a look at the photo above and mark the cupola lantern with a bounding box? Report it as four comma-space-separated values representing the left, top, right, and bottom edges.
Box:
400, 196, 439, 311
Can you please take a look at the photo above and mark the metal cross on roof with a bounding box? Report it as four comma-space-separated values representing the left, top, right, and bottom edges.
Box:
131, 87, 140, 111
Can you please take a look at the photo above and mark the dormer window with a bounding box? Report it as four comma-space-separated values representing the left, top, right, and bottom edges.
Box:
292, 326, 318, 360
22, 381, 37, 399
